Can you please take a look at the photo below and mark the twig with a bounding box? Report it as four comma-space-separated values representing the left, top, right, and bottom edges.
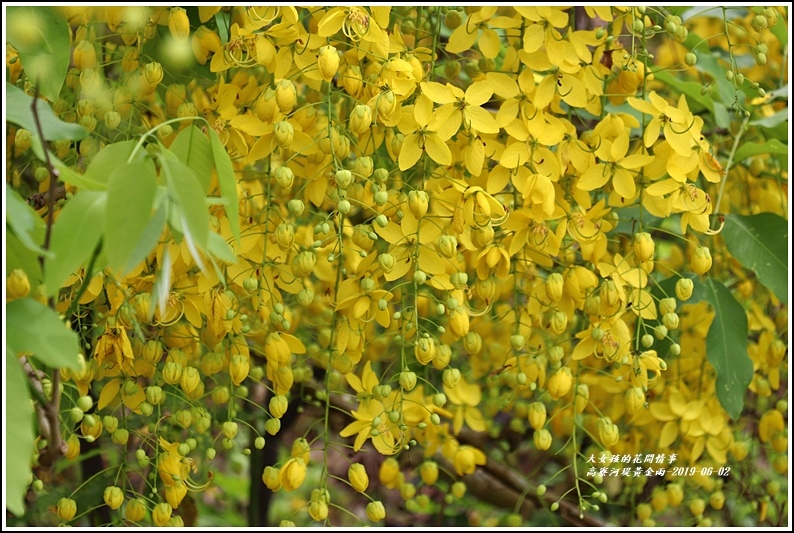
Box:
29, 86, 67, 468
714, 114, 750, 215
312, 379, 613, 527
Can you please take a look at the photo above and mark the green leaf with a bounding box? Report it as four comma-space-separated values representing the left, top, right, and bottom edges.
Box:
209, 129, 240, 243
7, 298, 81, 370
769, 14, 788, 48
6, 184, 48, 256
83, 140, 143, 190
52, 158, 107, 191
751, 109, 788, 129
651, 71, 712, 111
5, 349, 35, 517
700, 278, 754, 420
712, 102, 730, 131
207, 231, 236, 263
722, 213, 789, 304
215, 10, 230, 44
161, 152, 210, 249
7, 233, 43, 284
169, 125, 214, 193
5, 84, 88, 141
45, 191, 106, 296
124, 194, 168, 272
733, 139, 788, 164
6, 7, 71, 102
104, 160, 157, 273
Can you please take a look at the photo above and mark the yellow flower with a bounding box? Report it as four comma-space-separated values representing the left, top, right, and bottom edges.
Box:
56, 498, 77, 521
348, 463, 369, 492
577, 132, 655, 199
168, 7, 190, 43
547, 367, 573, 400
446, 7, 521, 59
279, 457, 307, 492
419, 461, 439, 485
366, 501, 386, 522
157, 438, 211, 508
339, 399, 403, 455
420, 79, 499, 137
691, 246, 713, 275
452, 444, 487, 476
152, 502, 172, 526
124, 498, 146, 522
628, 91, 695, 156
443, 377, 486, 434
103, 486, 124, 510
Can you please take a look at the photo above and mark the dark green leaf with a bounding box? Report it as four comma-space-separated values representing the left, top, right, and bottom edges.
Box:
161, 152, 209, 249
5, 184, 48, 256
45, 191, 106, 296
651, 71, 712, 111
733, 139, 788, 164
83, 140, 143, 190
5, 84, 88, 142
209, 129, 240, 243
611, 205, 662, 236
169, 125, 214, 192
5, 349, 35, 517
700, 278, 754, 420
6, 7, 71, 102
722, 213, 788, 304
104, 160, 157, 272
7, 298, 81, 370
215, 10, 230, 44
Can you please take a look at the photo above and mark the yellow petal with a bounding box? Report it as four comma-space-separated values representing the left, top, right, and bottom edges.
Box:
98, 378, 121, 411
465, 80, 494, 107
424, 134, 452, 167
658, 420, 679, 448
398, 134, 423, 170
446, 24, 479, 54
577, 165, 610, 191
465, 106, 499, 134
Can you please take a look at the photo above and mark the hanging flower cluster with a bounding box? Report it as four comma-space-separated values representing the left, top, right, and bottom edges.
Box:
6, 5, 787, 528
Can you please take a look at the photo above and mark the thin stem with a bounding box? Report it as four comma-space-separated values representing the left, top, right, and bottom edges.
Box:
714, 114, 750, 215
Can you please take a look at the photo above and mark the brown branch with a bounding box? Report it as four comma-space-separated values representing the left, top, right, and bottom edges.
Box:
313, 379, 613, 527
29, 86, 67, 469
27, 184, 67, 210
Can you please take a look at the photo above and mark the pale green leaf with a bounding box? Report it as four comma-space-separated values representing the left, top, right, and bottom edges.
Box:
5, 184, 48, 256
7, 298, 81, 369
83, 140, 143, 190
5, 349, 35, 517
733, 139, 788, 164
209, 129, 240, 243
7, 233, 43, 284
45, 191, 105, 295
207, 231, 236, 264
161, 152, 210, 249
104, 160, 157, 272
7, 7, 71, 101
170, 125, 214, 193
5, 83, 88, 143
124, 194, 168, 273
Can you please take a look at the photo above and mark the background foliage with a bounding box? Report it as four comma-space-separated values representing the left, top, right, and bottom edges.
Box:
4, 5, 790, 527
